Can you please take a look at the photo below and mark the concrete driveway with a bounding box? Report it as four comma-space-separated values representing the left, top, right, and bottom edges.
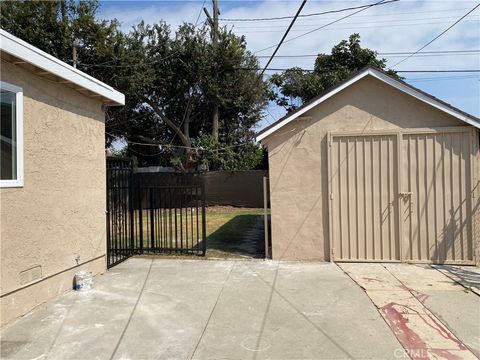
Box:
339, 263, 480, 360
2, 259, 479, 360
0, 258, 403, 360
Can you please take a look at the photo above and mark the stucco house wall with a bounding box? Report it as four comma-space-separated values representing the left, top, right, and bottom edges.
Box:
262, 76, 479, 262
0, 60, 107, 326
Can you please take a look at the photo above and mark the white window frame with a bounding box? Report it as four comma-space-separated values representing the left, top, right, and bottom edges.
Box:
0, 81, 24, 188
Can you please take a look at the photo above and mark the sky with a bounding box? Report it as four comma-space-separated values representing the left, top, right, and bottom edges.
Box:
98, 0, 480, 131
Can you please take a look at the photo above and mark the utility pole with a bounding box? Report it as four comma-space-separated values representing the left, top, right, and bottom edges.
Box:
72, 39, 81, 68
72, 45, 77, 68
204, 0, 220, 140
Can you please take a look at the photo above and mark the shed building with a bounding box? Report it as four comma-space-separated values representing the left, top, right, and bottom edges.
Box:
258, 66, 480, 265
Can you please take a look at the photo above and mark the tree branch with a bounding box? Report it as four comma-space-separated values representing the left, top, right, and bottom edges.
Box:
141, 96, 190, 147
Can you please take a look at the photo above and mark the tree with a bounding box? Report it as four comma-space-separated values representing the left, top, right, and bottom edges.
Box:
110, 22, 268, 171
270, 34, 400, 111
0, 0, 123, 80
1, 1, 269, 171
192, 135, 264, 171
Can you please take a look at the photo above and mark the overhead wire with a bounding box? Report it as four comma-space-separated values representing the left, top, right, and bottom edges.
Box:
81, 1, 208, 70
259, 0, 307, 77
391, 3, 480, 67
407, 75, 479, 82
239, 19, 478, 33
242, 68, 480, 73
232, 15, 479, 29
255, 50, 480, 59
220, 7, 473, 23
254, 0, 398, 54
220, 0, 397, 22
80, 50, 480, 70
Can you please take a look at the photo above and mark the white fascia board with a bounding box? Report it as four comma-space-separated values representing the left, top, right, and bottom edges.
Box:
257, 68, 479, 142
0, 29, 125, 106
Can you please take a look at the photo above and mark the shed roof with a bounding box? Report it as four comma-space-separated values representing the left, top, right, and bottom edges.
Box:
0, 29, 124, 106
257, 66, 480, 142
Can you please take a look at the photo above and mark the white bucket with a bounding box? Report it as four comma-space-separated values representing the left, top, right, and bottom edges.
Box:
75, 271, 93, 291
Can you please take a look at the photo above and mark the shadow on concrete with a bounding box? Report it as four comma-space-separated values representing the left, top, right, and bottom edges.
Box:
434, 265, 480, 291
207, 215, 265, 258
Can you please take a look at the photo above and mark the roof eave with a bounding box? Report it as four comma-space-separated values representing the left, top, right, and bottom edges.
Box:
0, 29, 125, 106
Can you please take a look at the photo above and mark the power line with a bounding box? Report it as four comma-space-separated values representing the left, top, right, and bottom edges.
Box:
239, 18, 478, 33
232, 15, 479, 28
195, 0, 207, 26
392, 3, 480, 68
255, 50, 480, 59
408, 75, 479, 82
82, 6, 208, 70
242, 67, 480, 73
254, 0, 399, 54
106, 132, 256, 153
126, 139, 254, 152
379, 50, 480, 55
260, 0, 307, 77
220, 0, 397, 22
220, 7, 473, 23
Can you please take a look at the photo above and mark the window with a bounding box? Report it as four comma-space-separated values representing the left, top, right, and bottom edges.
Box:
0, 81, 23, 187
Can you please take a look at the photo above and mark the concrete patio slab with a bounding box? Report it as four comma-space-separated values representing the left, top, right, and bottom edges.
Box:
338, 262, 480, 360
1, 258, 403, 360
383, 264, 461, 290
420, 289, 480, 359
338, 262, 400, 290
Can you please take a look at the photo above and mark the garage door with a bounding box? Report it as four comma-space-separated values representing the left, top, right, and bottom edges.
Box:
402, 129, 474, 263
329, 128, 475, 264
329, 134, 400, 261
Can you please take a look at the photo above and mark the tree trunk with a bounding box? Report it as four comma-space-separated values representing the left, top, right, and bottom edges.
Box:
212, 104, 219, 140
142, 96, 197, 172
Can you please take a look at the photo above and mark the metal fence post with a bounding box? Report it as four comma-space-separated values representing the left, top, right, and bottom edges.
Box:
106, 170, 111, 268
138, 184, 143, 253
129, 161, 135, 253
150, 187, 155, 251
263, 175, 270, 259
201, 181, 207, 255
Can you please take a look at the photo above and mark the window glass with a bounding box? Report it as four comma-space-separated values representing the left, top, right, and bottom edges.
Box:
1, 90, 17, 180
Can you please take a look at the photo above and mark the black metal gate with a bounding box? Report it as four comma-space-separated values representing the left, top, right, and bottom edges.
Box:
106, 157, 206, 268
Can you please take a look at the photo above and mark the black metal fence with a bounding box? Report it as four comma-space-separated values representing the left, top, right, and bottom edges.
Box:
106, 158, 206, 268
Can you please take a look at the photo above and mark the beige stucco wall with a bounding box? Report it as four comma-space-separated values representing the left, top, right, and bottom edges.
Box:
0, 60, 107, 326
475, 129, 480, 266
263, 76, 479, 262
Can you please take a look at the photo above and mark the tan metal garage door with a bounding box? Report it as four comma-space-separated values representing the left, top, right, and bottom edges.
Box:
329, 128, 475, 264
329, 134, 400, 261
402, 129, 474, 264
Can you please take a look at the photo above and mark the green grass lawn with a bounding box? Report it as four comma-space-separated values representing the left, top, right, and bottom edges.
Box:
206, 207, 265, 258
109, 206, 266, 259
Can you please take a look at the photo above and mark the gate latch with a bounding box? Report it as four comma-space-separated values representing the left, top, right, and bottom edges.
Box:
399, 192, 413, 196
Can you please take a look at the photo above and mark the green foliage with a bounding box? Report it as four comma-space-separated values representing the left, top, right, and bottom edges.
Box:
0, 0, 123, 80
192, 135, 264, 171
110, 22, 268, 170
270, 34, 401, 111
1, 1, 268, 171
109, 147, 129, 158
